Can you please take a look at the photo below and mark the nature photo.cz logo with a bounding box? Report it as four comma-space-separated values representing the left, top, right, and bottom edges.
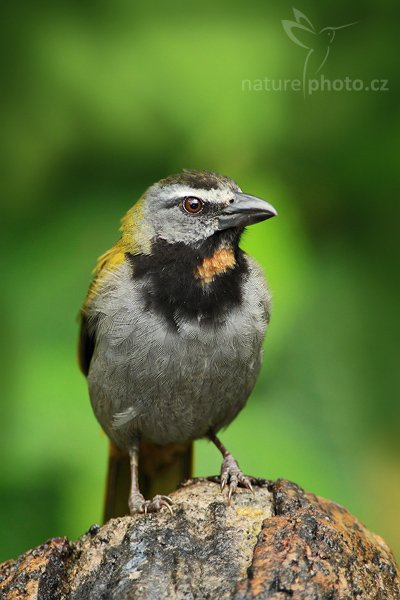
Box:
242, 8, 389, 96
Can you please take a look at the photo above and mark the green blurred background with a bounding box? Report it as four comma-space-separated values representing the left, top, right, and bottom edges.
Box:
1, 0, 399, 561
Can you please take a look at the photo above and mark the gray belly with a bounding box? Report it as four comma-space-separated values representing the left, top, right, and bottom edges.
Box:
87, 258, 269, 450
88, 308, 264, 449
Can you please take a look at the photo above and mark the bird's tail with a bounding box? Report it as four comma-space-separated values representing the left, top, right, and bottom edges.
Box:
103, 440, 193, 522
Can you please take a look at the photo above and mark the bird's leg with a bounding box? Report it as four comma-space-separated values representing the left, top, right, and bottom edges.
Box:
208, 431, 253, 502
128, 441, 173, 515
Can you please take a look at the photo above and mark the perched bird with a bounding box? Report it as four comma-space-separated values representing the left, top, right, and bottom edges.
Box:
78, 170, 277, 519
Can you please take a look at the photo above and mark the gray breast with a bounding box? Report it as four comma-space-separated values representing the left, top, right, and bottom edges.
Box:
87, 259, 269, 449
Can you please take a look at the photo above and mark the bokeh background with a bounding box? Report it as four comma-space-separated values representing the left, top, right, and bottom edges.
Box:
1, 0, 399, 562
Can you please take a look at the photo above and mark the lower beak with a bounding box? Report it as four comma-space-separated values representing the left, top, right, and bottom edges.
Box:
218, 193, 277, 230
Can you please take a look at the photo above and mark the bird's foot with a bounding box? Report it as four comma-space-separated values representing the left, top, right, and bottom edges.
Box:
129, 493, 173, 515
220, 454, 254, 503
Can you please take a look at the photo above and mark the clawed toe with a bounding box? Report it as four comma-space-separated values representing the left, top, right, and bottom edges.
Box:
143, 495, 173, 515
220, 455, 254, 503
129, 494, 173, 515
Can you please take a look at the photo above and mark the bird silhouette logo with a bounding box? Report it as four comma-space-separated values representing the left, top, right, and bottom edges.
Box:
282, 8, 357, 95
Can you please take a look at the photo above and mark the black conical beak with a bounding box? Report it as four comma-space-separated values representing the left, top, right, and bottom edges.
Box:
218, 193, 277, 230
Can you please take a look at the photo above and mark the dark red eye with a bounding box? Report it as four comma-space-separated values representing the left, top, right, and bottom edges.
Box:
182, 197, 204, 214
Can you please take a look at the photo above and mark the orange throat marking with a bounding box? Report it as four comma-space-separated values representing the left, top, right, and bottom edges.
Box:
195, 247, 236, 284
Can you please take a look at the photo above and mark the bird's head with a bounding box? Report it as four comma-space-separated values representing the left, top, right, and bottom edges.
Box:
319, 22, 357, 45
121, 170, 277, 254
320, 28, 336, 44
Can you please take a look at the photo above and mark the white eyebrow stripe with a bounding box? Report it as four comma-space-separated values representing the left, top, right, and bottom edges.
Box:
157, 184, 239, 204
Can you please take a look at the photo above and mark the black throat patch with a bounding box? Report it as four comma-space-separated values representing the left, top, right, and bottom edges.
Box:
126, 232, 248, 327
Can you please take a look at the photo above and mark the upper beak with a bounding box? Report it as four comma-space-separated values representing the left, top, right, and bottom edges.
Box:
218, 193, 278, 230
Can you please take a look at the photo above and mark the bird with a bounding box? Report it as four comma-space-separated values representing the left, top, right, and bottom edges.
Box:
282, 8, 357, 93
78, 169, 277, 519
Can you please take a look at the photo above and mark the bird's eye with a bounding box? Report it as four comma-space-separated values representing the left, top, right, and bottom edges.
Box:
182, 197, 204, 214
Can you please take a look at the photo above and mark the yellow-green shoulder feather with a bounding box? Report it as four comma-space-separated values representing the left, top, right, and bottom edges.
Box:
82, 196, 151, 311
78, 196, 151, 374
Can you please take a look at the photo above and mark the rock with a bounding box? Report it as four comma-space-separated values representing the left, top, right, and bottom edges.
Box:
0, 479, 398, 599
